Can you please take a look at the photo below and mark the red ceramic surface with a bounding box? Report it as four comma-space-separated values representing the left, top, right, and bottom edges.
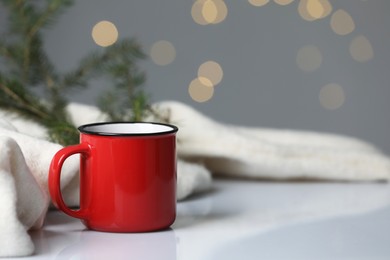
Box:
49, 122, 178, 232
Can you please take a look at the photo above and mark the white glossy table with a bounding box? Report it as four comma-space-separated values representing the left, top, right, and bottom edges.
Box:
14, 179, 390, 259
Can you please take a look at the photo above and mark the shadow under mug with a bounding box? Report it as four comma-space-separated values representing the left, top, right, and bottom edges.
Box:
49, 122, 178, 232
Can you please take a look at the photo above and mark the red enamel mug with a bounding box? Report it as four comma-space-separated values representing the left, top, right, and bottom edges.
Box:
49, 122, 178, 232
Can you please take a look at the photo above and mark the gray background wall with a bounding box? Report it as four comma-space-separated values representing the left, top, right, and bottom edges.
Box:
1, 0, 390, 153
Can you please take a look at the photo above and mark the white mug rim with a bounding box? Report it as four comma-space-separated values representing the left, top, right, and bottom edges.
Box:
78, 122, 178, 136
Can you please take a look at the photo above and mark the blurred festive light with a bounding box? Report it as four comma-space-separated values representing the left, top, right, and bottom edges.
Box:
202, 0, 218, 23
191, 0, 227, 25
188, 77, 214, 102
150, 40, 176, 66
91, 20, 118, 47
349, 35, 374, 62
198, 61, 223, 85
319, 83, 345, 110
330, 9, 355, 35
298, 0, 332, 21
192, 0, 208, 25
248, 0, 269, 7
296, 45, 322, 72
212, 0, 228, 24
273, 0, 294, 6
306, 0, 324, 18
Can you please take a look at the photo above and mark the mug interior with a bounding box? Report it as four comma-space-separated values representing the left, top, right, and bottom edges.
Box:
79, 122, 178, 136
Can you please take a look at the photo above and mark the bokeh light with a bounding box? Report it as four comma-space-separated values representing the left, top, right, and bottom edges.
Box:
150, 40, 176, 66
192, 0, 228, 25
330, 9, 355, 36
198, 61, 223, 85
319, 83, 345, 110
192, 0, 208, 25
188, 77, 214, 102
296, 45, 322, 72
298, 0, 332, 21
248, 0, 269, 7
202, 0, 218, 23
91, 20, 118, 47
349, 35, 374, 62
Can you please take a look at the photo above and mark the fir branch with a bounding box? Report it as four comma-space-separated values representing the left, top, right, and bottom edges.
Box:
61, 52, 106, 89
30, 35, 59, 86
0, 76, 50, 120
0, 0, 151, 146
61, 39, 142, 89
28, 0, 73, 38
96, 42, 148, 121
46, 120, 79, 146
0, 40, 13, 61
4, 0, 37, 35
0, 74, 77, 145
97, 91, 122, 121
131, 90, 149, 121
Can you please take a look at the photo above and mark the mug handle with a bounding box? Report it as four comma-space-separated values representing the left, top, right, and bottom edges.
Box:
49, 143, 90, 219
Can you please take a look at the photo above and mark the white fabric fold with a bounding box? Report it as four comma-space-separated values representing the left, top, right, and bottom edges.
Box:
153, 101, 390, 181
0, 136, 48, 256
0, 101, 389, 257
